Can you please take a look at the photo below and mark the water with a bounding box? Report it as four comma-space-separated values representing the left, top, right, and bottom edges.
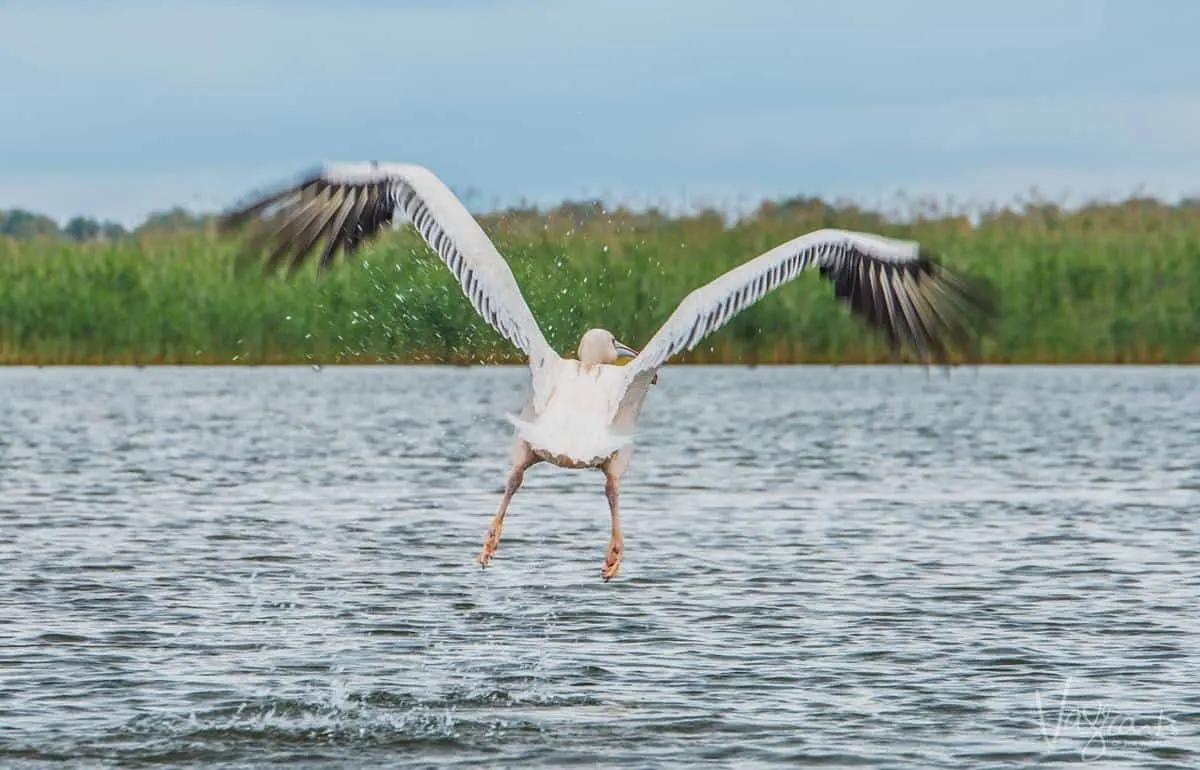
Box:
2, 365, 1198, 768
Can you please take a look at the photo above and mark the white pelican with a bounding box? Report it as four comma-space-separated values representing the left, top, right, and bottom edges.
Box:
218, 163, 996, 581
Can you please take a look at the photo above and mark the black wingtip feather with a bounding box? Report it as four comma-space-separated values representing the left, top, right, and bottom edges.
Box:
819, 244, 998, 365
215, 173, 398, 279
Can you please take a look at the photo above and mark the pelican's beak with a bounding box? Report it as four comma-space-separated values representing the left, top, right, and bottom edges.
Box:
614, 340, 657, 384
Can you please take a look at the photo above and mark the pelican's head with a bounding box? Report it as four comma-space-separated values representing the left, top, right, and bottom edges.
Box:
577, 328, 639, 366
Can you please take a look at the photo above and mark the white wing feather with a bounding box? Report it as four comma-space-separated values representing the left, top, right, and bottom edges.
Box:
617, 227, 994, 409
219, 162, 561, 410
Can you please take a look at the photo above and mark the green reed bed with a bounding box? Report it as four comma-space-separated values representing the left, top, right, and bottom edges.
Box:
2, 198, 1198, 365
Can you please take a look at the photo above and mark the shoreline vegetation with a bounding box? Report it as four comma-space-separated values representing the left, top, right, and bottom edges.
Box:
2, 193, 1198, 366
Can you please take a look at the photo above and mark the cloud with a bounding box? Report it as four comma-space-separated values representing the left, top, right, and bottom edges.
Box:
2, 0, 1199, 223
675, 93, 1200, 162
0, 169, 287, 225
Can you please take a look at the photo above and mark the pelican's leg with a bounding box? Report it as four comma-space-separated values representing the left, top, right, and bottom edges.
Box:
601, 467, 624, 582
477, 446, 538, 569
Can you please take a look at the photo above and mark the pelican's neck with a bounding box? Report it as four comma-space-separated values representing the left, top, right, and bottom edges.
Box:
576, 360, 608, 377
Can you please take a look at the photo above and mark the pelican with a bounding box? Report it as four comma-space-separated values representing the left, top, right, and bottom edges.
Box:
217, 163, 996, 581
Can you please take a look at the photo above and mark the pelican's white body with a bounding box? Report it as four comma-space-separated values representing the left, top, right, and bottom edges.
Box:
218, 161, 989, 579
507, 360, 636, 469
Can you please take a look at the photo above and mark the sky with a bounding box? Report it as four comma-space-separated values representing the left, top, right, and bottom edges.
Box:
3, 0, 1199, 226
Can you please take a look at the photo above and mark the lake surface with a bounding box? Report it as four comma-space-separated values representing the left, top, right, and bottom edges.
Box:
2, 366, 1198, 768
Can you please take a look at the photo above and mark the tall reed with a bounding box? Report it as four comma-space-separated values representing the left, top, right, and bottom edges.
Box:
1, 196, 1197, 365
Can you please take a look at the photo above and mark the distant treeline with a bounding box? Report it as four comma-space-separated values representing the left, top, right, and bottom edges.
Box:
1, 194, 1198, 365
0, 207, 212, 242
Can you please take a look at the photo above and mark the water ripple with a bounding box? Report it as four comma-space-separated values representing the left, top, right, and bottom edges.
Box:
1, 366, 1198, 767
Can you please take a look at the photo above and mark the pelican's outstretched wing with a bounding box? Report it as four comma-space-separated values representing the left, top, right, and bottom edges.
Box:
620, 228, 996, 391
218, 162, 561, 407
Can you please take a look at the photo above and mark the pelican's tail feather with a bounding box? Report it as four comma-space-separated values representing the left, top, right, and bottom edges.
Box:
506, 413, 634, 467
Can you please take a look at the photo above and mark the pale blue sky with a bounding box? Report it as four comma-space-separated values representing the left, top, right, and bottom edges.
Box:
3, 0, 1199, 225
